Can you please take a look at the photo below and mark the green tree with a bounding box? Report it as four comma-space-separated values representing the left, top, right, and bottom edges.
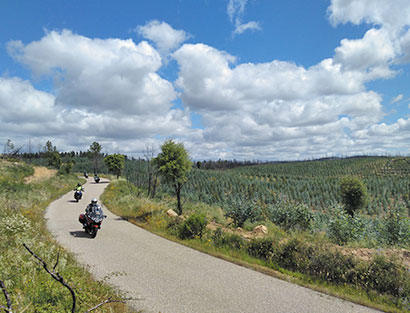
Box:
43, 140, 61, 169
88, 141, 102, 173
339, 176, 368, 217
153, 139, 192, 215
104, 154, 125, 178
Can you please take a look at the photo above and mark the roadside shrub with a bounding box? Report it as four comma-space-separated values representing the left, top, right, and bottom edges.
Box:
381, 205, 410, 246
212, 228, 245, 250
58, 162, 73, 175
307, 248, 356, 283
355, 255, 410, 298
247, 238, 276, 261
178, 213, 207, 239
276, 237, 313, 271
225, 199, 262, 228
328, 207, 365, 245
268, 201, 313, 231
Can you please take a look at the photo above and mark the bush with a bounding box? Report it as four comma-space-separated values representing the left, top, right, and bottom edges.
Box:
276, 237, 313, 271
247, 238, 276, 261
58, 162, 73, 175
225, 199, 262, 228
178, 213, 207, 239
381, 205, 410, 246
212, 228, 245, 250
340, 176, 368, 217
307, 248, 356, 283
356, 255, 410, 298
268, 201, 313, 231
328, 207, 365, 245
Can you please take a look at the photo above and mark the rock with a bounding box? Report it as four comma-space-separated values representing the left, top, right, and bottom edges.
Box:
166, 209, 178, 218
253, 225, 268, 236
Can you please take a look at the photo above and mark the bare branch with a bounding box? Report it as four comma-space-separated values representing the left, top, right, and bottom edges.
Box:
0, 306, 12, 313
0, 280, 12, 313
84, 298, 126, 313
23, 244, 76, 313
53, 252, 60, 272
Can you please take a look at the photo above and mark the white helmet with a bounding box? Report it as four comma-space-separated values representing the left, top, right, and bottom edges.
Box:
91, 198, 98, 204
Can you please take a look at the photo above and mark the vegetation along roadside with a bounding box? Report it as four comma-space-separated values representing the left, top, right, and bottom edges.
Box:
0, 158, 131, 313
104, 151, 410, 313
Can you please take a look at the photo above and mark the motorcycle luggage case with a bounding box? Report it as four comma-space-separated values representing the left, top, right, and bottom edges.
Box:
78, 213, 85, 224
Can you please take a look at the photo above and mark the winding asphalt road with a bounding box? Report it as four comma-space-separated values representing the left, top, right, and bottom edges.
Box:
45, 177, 381, 313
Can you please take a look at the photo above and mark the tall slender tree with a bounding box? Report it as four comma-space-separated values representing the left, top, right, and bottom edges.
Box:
153, 139, 192, 215
88, 141, 102, 173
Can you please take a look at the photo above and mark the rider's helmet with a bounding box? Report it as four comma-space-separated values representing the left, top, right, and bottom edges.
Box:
77, 183, 81, 187
91, 198, 98, 204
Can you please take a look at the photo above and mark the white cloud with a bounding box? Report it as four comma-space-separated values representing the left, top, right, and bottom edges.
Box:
328, 0, 410, 67
328, 0, 410, 32
135, 20, 190, 56
7, 30, 176, 115
391, 94, 404, 104
2, 30, 192, 154
227, 0, 261, 36
173, 42, 388, 160
333, 28, 395, 79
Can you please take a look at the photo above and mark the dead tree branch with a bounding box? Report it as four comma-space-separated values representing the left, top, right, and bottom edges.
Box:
0, 280, 13, 313
23, 243, 128, 313
23, 244, 76, 313
84, 298, 125, 313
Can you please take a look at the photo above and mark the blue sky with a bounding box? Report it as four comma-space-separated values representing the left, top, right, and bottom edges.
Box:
1, 0, 409, 160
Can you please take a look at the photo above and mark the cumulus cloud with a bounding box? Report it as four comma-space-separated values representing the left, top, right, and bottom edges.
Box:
328, 0, 410, 66
135, 20, 190, 56
173, 42, 388, 159
2, 30, 192, 154
333, 28, 395, 79
328, 0, 410, 32
7, 30, 177, 116
227, 0, 261, 35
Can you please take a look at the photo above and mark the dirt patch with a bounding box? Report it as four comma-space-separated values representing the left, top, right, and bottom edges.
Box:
340, 247, 410, 269
25, 166, 57, 183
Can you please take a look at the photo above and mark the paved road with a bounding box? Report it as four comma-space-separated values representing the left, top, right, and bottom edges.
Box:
46, 178, 381, 313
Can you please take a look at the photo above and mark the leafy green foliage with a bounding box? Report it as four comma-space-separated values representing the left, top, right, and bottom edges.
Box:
178, 213, 207, 239
224, 199, 262, 227
104, 153, 125, 178
153, 139, 192, 215
211, 228, 244, 250
340, 176, 369, 217
247, 238, 276, 260
153, 139, 192, 185
381, 205, 410, 245
268, 201, 313, 231
328, 206, 365, 245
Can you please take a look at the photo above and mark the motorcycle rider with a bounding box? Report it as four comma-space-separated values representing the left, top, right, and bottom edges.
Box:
86, 198, 101, 216
74, 183, 84, 192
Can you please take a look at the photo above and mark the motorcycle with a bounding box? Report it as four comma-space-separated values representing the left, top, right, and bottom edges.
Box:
74, 190, 83, 202
94, 175, 100, 183
84, 171, 88, 178
78, 206, 106, 238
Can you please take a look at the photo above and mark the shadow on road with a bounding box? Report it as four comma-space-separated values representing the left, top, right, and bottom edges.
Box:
69, 230, 93, 239
91, 181, 109, 184
67, 200, 80, 203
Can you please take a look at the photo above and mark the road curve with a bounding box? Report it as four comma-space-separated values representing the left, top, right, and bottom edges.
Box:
45, 177, 381, 313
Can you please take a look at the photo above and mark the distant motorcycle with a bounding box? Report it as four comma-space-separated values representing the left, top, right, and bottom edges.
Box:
79, 206, 106, 238
74, 190, 83, 202
84, 171, 88, 178
94, 175, 100, 183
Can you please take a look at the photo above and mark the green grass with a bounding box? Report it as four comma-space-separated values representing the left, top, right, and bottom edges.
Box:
102, 178, 410, 313
0, 160, 132, 313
